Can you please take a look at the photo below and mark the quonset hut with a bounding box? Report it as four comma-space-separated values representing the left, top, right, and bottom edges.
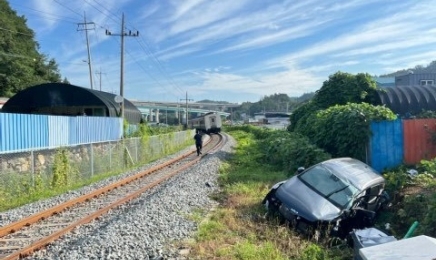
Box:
1, 83, 142, 124
376, 85, 436, 116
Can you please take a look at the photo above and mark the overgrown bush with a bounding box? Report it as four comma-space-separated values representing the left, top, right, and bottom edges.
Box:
415, 109, 436, 119
51, 149, 76, 187
312, 72, 380, 109
226, 124, 270, 140
127, 122, 183, 138
258, 130, 330, 174
226, 126, 330, 175
297, 103, 396, 161
382, 159, 436, 238
298, 244, 326, 260
417, 157, 436, 176
288, 101, 319, 132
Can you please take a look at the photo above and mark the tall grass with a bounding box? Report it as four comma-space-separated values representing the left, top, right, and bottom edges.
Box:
0, 131, 193, 212
186, 127, 352, 259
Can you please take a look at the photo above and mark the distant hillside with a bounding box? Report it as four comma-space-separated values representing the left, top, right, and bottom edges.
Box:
196, 100, 230, 104
225, 93, 315, 120
293, 92, 315, 102
380, 60, 436, 77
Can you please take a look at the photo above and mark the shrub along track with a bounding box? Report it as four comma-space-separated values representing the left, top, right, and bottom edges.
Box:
0, 133, 224, 260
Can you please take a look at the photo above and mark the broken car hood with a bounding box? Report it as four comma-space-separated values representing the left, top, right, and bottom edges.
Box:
275, 176, 341, 222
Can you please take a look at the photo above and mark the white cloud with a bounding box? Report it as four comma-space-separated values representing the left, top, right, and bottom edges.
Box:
216, 19, 329, 53
166, 0, 251, 37
196, 66, 323, 98
265, 1, 436, 72
10, 0, 436, 103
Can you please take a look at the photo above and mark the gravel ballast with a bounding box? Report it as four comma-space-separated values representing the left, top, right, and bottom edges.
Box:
0, 134, 235, 260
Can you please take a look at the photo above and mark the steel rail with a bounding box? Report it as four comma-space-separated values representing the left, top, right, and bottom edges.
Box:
0, 133, 222, 260
0, 136, 212, 239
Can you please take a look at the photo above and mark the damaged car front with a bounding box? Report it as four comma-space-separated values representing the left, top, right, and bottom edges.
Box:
263, 157, 389, 240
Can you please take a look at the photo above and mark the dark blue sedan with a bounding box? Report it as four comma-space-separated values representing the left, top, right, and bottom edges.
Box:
262, 158, 389, 240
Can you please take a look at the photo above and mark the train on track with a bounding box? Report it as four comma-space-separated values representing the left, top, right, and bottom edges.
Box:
188, 112, 222, 134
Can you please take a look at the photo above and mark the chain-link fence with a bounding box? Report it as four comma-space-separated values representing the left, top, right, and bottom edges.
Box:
0, 130, 194, 210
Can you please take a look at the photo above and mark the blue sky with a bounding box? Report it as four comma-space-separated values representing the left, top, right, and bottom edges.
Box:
7, 0, 436, 103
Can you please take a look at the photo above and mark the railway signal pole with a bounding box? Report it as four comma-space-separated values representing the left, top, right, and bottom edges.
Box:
105, 13, 139, 121
77, 12, 95, 89
180, 92, 193, 128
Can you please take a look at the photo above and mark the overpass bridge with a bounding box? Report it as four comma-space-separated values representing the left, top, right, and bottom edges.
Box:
131, 100, 237, 123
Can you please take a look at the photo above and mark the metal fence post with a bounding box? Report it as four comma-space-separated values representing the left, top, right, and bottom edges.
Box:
90, 143, 94, 177
31, 150, 35, 187
135, 138, 138, 163
109, 141, 112, 169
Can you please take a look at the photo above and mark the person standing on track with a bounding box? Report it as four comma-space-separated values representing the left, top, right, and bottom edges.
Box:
194, 130, 203, 156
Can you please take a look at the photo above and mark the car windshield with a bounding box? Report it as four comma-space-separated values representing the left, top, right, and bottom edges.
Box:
298, 165, 359, 209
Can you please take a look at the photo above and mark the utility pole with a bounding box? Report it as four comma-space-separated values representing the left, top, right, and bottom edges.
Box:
177, 99, 180, 125
105, 13, 139, 121
180, 92, 193, 127
77, 12, 95, 89
166, 106, 168, 125
95, 68, 106, 91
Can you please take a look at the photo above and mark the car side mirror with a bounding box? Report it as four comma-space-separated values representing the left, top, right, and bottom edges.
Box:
297, 167, 305, 174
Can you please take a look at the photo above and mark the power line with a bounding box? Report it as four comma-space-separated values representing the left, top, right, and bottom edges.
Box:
86, 0, 123, 24
95, 68, 106, 91
77, 12, 95, 89
54, 0, 83, 17
28, 0, 185, 101
135, 37, 185, 96
180, 92, 194, 126
105, 13, 139, 121
102, 29, 180, 100
122, 44, 181, 100
77, 0, 186, 99
117, 12, 186, 97
123, 17, 185, 95
5, 3, 79, 24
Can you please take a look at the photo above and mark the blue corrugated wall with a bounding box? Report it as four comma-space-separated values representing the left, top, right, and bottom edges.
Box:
71, 116, 123, 144
370, 119, 403, 172
48, 116, 70, 147
0, 113, 49, 152
0, 113, 123, 153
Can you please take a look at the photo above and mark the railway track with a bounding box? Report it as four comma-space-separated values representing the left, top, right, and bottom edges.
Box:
0, 133, 225, 260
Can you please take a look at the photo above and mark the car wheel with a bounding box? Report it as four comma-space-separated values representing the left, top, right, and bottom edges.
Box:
264, 199, 286, 225
264, 199, 278, 218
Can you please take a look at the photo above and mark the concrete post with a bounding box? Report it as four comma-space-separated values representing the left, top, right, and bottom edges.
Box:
182, 111, 186, 124
155, 109, 159, 123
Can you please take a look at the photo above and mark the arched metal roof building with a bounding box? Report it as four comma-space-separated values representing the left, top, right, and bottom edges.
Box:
376, 85, 436, 115
1, 83, 141, 124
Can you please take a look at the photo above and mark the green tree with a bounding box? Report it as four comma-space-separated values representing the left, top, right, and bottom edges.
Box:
231, 93, 312, 120
290, 71, 380, 132
289, 100, 318, 132
313, 71, 379, 109
310, 103, 396, 161
0, 0, 63, 97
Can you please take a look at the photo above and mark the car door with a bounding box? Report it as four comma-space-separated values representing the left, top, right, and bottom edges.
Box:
361, 184, 384, 212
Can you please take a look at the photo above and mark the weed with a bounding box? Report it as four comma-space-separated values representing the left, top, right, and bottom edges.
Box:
186, 127, 353, 259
